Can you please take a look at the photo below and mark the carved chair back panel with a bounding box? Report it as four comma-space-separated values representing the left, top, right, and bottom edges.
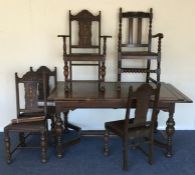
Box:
119, 8, 153, 50
15, 71, 45, 114
125, 83, 159, 126
24, 82, 39, 110
134, 84, 154, 124
69, 10, 101, 50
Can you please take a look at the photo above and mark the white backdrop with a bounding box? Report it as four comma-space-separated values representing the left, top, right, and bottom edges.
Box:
0, 0, 195, 130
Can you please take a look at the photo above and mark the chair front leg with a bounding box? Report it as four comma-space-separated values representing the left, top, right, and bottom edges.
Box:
123, 137, 128, 171
41, 131, 47, 163
146, 60, 151, 83
148, 136, 154, 165
104, 129, 109, 156
4, 131, 11, 164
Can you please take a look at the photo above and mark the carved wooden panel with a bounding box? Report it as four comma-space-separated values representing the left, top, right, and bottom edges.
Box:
24, 82, 38, 110
78, 20, 92, 46
70, 10, 100, 47
18, 71, 41, 110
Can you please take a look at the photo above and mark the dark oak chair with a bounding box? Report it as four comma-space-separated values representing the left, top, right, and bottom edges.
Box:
117, 8, 163, 84
58, 9, 111, 91
104, 83, 160, 171
4, 71, 48, 163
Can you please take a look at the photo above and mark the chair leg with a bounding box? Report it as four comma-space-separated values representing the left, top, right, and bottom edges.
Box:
146, 60, 151, 83
4, 131, 12, 164
123, 138, 128, 171
148, 137, 154, 165
64, 61, 69, 92
154, 109, 160, 133
157, 59, 161, 83
19, 132, 26, 147
40, 132, 47, 163
104, 129, 109, 156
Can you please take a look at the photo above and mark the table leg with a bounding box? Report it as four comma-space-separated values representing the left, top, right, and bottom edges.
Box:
165, 104, 175, 157
63, 110, 69, 132
55, 114, 63, 158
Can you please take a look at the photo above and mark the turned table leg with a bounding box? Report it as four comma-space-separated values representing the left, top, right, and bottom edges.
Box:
55, 114, 63, 158
63, 110, 69, 132
165, 103, 175, 157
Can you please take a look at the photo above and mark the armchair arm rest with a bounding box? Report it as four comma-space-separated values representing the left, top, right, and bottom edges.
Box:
152, 33, 164, 39
151, 33, 163, 54
57, 35, 70, 38
57, 35, 70, 54
100, 35, 112, 38
100, 36, 112, 55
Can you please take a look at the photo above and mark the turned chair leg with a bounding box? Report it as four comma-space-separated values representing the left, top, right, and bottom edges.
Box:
104, 129, 109, 156
123, 138, 128, 171
19, 132, 26, 147
40, 132, 47, 163
4, 131, 11, 164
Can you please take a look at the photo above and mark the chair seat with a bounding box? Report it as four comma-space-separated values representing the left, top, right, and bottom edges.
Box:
20, 106, 55, 119
4, 120, 46, 132
105, 119, 151, 139
121, 51, 158, 59
19, 112, 44, 118
64, 53, 105, 61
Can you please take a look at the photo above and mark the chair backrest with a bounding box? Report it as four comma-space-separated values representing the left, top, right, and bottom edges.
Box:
118, 8, 153, 51
30, 66, 57, 100
125, 83, 160, 130
69, 9, 101, 53
15, 71, 47, 117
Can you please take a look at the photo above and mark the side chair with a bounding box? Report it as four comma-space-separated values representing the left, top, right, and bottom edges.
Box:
104, 83, 160, 170
4, 70, 48, 163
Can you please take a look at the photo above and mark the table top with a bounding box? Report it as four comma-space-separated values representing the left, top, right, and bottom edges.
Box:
48, 81, 192, 104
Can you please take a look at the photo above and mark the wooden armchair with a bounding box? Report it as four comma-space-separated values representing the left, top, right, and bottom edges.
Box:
117, 8, 163, 84
58, 9, 111, 91
104, 83, 160, 170
4, 71, 48, 163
